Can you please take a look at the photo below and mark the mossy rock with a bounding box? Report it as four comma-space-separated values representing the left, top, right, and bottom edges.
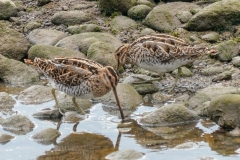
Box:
128, 4, 152, 20
0, 0, 17, 20
28, 44, 86, 61
67, 24, 101, 34
0, 54, 39, 85
208, 94, 240, 130
98, 0, 137, 15
139, 103, 199, 126
186, 0, 240, 31
87, 41, 117, 68
213, 40, 239, 62
0, 21, 30, 60
110, 16, 138, 34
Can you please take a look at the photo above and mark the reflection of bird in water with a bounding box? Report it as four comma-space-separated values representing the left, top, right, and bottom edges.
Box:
115, 34, 217, 92
24, 57, 124, 120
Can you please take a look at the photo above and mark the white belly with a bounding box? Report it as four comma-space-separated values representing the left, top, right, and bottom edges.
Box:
137, 59, 194, 74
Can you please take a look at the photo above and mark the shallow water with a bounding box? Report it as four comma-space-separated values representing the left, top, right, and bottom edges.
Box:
0, 84, 240, 160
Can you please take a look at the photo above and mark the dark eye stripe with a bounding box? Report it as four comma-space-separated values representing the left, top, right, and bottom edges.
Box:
106, 67, 119, 85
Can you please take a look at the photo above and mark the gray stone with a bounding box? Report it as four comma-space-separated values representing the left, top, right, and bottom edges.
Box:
172, 67, 193, 78
28, 44, 86, 61
140, 28, 156, 36
200, 66, 224, 76
51, 11, 91, 26
232, 56, 240, 67
176, 11, 192, 23
32, 108, 61, 119
200, 32, 219, 43
37, 0, 51, 6
110, 16, 138, 34
94, 83, 143, 117
0, 22, 30, 60
98, 0, 137, 15
55, 32, 122, 54
67, 24, 101, 34
0, 0, 17, 20
2, 114, 35, 135
143, 2, 200, 32
133, 83, 158, 95
0, 92, 15, 113
0, 133, 14, 144
32, 128, 60, 144
105, 149, 144, 160
174, 142, 198, 149
137, 0, 154, 7
27, 29, 68, 45
0, 55, 39, 85
128, 5, 152, 20
186, 0, 240, 31
213, 40, 240, 62
62, 111, 84, 122
23, 21, 41, 33
208, 94, 240, 130
212, 71, 232, 82
87, 41, 117, 67
18, 85, 54, 105
139, 103, 199, 126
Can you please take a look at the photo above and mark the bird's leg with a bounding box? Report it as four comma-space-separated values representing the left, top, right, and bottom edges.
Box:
168, 68, 181, 93
132, 73, 164, 84
51, 88, 65, 115
72, 97, 85, 115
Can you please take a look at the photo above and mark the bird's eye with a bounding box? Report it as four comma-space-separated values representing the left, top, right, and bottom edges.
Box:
117, 53, 120, 56
108, 76, 111, 79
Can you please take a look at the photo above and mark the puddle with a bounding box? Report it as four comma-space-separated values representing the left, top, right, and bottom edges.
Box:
0, 84, 240, 160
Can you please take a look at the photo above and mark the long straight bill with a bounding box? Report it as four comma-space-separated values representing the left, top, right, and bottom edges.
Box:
112, 87, 125, 120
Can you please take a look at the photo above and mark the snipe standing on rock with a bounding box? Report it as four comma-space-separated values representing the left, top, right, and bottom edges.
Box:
115, 34, 217, 92
24, 57, 125, 120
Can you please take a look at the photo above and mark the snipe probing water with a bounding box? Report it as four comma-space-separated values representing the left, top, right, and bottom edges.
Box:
115, 34, 217, 92
24, 57, 125, 120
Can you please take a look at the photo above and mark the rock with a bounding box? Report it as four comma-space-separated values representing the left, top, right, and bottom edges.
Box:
133, 83, 158, 95
105, 149, 144, 160
32, 128, 60, 145
18, 85, 53, 105
62, 111, 84, 122
51, 11, 91, 26
187, 92, 211, 116
208, 94, 240, 130
140, 28, 156, 36
110, 16, 138, 34
172, 66, 193, 78
232, 56, 240, 67
137, 0, 154, 7
32, 108, 61, 119
0, 0, 17, 20
139, 103, 199, 126
98, 0, 137, 15
67, 24, 101, 34
200, 32, 219, 43
200, 66, 224, 76
122, 74, 154, 84
87, 41, 117, 67
176, 11, 192, 23
174, 142, 198, 149
213, 40, 240, 62
37, 0, 51, 6
234, 25, 240, 36
128, 5, 152, 20
27, 29, 68, 45
151, 92, 173, 103
28, 44, 86, 61
0, 55, 39, 85
2, 114, 35, 134
143, 2, 200, 32
0, 92, 15, 114
94, 83, 143, 117
212, 71, 232, 82
186, 0, 240, 31
56, 92, 92, 113
55, 32, 122, 54
23, 21, 41, 33
0, 22, 30, 60
0, 133, 14, 144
